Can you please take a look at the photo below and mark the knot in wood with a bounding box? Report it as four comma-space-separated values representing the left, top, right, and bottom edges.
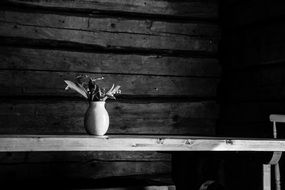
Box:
226, 139, 233, 145
145, 20, 153, 29
185, 139, 193, 145
157, 138, 165, 144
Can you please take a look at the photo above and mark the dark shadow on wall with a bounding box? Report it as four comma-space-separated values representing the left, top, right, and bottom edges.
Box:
216, 0, 285, 189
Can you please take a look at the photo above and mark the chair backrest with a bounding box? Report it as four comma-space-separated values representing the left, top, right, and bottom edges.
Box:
269, 114, 285, 138
268, 115, 282, 190
270, 114, 285, 123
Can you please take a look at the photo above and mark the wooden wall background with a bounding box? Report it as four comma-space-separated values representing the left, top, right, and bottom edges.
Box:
0, 0, 220, 188
219, 1, 285, 189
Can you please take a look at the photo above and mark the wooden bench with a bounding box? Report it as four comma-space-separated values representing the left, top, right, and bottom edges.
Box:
0, 134, 284, 190
0, 135, 284, 152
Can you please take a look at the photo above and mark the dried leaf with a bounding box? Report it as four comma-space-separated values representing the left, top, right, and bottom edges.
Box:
98, 87, 106, 99
65, 75, 121, 102
107, 84, 115, 94
92, 76, 104, 82
113, 85, 121, 94
64, 80, 88, 99
107, 94, 116, 99
77, 83, 89, 99
88, 78, 95, 92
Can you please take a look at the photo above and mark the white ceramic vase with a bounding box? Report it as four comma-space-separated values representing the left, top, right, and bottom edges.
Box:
84, 101, 109, 136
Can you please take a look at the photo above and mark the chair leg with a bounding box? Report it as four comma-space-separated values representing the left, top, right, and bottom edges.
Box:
275, 163, 281, 190
263, 164, 271, 190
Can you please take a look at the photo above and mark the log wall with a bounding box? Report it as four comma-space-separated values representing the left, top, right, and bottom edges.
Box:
0, 0, 220, 188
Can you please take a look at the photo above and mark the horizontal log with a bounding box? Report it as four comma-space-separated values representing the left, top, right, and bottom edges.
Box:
0, 70, 219, 97
0, 10, 220, 37
0, 47, 221, 77
0, 151, 170, 163
0, 160, 170, 179
3, 0, 218, 19
0, 100, 218, 135
0, 135, 284, 151
0, 173, 174, 188
1, 178, 175, 190
0, 21, 218, 52
72, 186, 176, 190
76, 186, 176, 190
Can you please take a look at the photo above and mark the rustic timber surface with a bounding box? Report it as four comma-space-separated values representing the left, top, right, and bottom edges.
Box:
0, 135, 284, 152
0, 100, 218, 135
0, 0, 220, 181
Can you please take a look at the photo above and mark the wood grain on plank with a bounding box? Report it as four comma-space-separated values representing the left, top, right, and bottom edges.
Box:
0, 21, 217, 52
0, 101, 218, 135
0, 135, 284, 151
0, 10, 220, 37
0, 70, 219, 97
4, 0, 218, 19
0, 151, 171, 163
0, 47, 221, 77
71, 186, 176, 190
0, 160, 170, 179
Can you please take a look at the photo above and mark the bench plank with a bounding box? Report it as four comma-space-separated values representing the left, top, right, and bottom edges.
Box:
0, 135, 284, 152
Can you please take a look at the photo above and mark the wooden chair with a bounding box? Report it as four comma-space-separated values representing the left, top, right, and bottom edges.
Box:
263, 114, 283, 190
